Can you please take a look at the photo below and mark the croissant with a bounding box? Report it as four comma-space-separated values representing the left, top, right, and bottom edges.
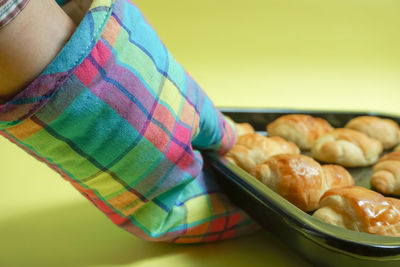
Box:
313, 186, 400, 237
235, 122, 255, 136
266, 114, 333, 150
225, 133, 300, 172
251, 154, 354, 211
371, 152, 400, 195
345, 116, 400, 149
395, 144, 400, 152
224, 116, 255, 137
311, 128, 383, 167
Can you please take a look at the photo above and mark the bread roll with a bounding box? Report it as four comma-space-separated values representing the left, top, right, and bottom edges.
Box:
345, 116, 400, 149
311, 128, 383, 167
267, 114, 333, 149
371, 152, 400, 195
251, 154, 354, 211
225, 133, 300, 172
313, 186, 400, 237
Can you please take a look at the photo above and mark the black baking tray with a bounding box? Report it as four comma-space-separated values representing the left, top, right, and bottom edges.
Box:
205, 108, 400, 267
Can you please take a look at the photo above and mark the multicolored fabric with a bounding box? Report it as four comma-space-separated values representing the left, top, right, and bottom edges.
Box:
0, 0, 257, 242
0, 0, 30, 29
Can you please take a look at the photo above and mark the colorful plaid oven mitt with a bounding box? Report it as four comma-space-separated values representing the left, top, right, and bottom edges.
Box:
0, 0, 257, 243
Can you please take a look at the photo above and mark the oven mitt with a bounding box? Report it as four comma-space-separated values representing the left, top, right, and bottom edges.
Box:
0, 0, 257, 243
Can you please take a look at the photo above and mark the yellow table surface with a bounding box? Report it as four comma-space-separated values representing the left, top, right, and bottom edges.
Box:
1, 0, 400, 266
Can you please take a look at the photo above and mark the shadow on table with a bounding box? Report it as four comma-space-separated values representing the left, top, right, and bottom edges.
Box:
0, 201, 310, 267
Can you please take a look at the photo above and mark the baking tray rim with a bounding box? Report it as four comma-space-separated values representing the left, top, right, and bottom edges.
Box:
218, 107, 400, 118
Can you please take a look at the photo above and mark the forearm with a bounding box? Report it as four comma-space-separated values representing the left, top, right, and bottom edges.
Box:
0, 0, 256, 242
0, 0, 75, 100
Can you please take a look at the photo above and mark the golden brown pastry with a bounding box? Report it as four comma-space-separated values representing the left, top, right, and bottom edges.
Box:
371, 152, 400, 195
224, 116, 255, 137
345, 116, 400, 149
311, 128, 383, 167
266, 114, 333, 150
225, 133, 300, 172
251, 154, 354, 212
313, 186, 400, 237
235, 122, 255, 136
395, 144, 400, 152
322, 164, 355, 189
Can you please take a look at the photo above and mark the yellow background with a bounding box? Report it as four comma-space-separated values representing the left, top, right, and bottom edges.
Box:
1, 0, 400, 266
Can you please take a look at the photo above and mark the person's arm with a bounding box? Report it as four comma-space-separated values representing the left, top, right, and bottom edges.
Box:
0, 0, 75, 101
0, 0, 257, 242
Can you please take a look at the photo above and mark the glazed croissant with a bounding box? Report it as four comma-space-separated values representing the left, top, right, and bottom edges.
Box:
225, 133, 300, 172
345, 116, 400, 149
251, 154, 354, 212
267, 114, 333, 149
371, 152, 400, 195
313, 186, 400, 237
235, 122, 255, 136
224, 116, 255, 137
311, 128, 383, 167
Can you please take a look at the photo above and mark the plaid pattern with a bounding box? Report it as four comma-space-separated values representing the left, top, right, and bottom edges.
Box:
0, 0, 30, 29
0, 0, 256, 242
